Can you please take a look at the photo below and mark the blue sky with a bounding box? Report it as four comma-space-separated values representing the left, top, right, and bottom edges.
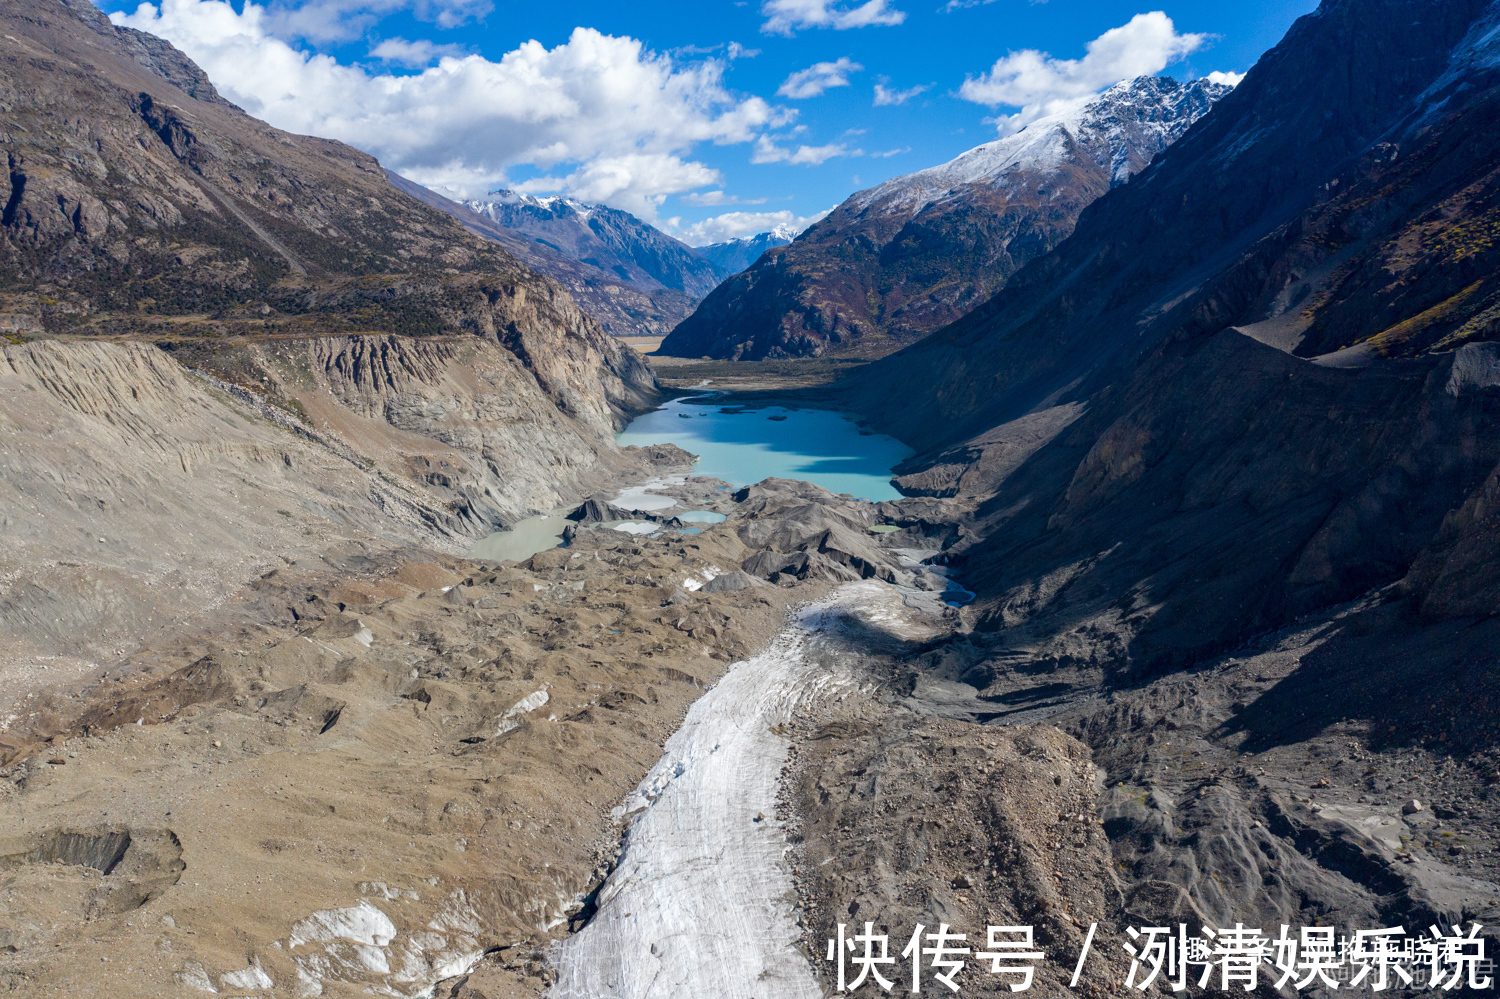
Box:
97, 0, 1317, 243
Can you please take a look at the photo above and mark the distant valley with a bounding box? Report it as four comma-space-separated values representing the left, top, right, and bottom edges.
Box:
400, 184, 794, 338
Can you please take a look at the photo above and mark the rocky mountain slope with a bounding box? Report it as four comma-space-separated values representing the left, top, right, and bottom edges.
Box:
835, 0, 1500, 674
387, 172, 704, 338
739, 0, 1500, 964
456, 190, 729, 334
850, 0, 1500, 448
660, 76, 1228, 360
688, 226, 795, 276
0, 0, 653, 425
0, 0, 667, 748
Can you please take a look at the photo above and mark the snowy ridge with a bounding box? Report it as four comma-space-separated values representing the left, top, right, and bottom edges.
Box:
851, 75, 1230, 216
461, 191, 726, 298
690, 226, 797, 274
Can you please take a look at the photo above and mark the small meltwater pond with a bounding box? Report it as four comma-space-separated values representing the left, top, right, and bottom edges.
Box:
470, 513, 568, 562
471, 391, 913, 562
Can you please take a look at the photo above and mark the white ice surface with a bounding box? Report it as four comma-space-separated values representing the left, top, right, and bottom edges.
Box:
550, 581, 945, 999
220, 957, 274, 989
610, 522, 659, 535
288, 901, 396, 949
612, 477, 685, 512
496, 689, 550, 736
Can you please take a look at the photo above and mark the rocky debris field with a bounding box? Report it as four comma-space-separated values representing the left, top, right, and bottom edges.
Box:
10, 424, 1498, 997
0, 334, 664, 727
0, 522, 795, 997
0, 475, 949, 998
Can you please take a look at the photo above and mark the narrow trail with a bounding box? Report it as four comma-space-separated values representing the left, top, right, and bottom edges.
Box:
550, 580, 947, 999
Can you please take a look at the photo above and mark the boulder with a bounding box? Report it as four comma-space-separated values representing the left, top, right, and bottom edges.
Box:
702, 571, 765, 593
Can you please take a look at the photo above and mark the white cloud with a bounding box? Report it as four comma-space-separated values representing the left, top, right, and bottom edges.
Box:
368, 36, 466, 67
666, 208, 832, 245
760, 0, 905, 36
870, 146, 909, 157
958, 11, 1208, 132
1204, 69, 1245, 86
258, 0, 492, 44
777, 57, 862, 98
872, 80, 928, 105
727, 41, 760, 59
751, 136, 858, 165
111, 0, 777, 218
680, 190, 770, 206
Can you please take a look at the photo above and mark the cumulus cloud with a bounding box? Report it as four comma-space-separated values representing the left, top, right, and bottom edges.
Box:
1204, 69, 1245, 86
760, 0, 905, 36
111, 0, 776, 218
959, 12, 1208, 132
872, 80, 928, 105
666, 208, 832, 245
751, 136, 858, 165
368, 36, 467, 67
777, 57, 862, 98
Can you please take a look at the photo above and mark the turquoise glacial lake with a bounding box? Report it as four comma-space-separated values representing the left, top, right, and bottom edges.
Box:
615, 393, 912, 501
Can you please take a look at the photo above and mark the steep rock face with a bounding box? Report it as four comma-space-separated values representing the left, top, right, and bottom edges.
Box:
848, 0, 1500, 676
689, 227, 794, 276
952, 331, 1500, 675
466, 192, 727, 298
660, 77, 1227, 360
0, 334, 654, 679
0, 0, 655, 427
387, 172, 699, 338
847, 0, 1498, 450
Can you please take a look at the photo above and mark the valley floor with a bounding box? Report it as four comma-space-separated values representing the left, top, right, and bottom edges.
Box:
4, 338, 1500, 999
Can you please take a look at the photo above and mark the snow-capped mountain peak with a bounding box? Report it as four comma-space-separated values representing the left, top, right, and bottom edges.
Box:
462, 191, 726, 299
853, 75, 1230, 215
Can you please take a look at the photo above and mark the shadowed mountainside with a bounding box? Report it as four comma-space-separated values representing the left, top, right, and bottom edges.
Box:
660, 76, 1227, 360
847, 0, 1500, 449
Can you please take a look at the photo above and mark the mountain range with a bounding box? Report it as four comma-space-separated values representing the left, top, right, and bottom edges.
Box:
839, 0, 1500, 673
660, 75, 1230, 359
5, 0, 1500, 990
400, 187, 794, 337
466, 192, 726, 301
689, 226, 796, 275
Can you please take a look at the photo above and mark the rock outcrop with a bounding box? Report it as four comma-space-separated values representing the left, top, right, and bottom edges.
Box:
659, 77, 1228, 360
0, 0, 654, 431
